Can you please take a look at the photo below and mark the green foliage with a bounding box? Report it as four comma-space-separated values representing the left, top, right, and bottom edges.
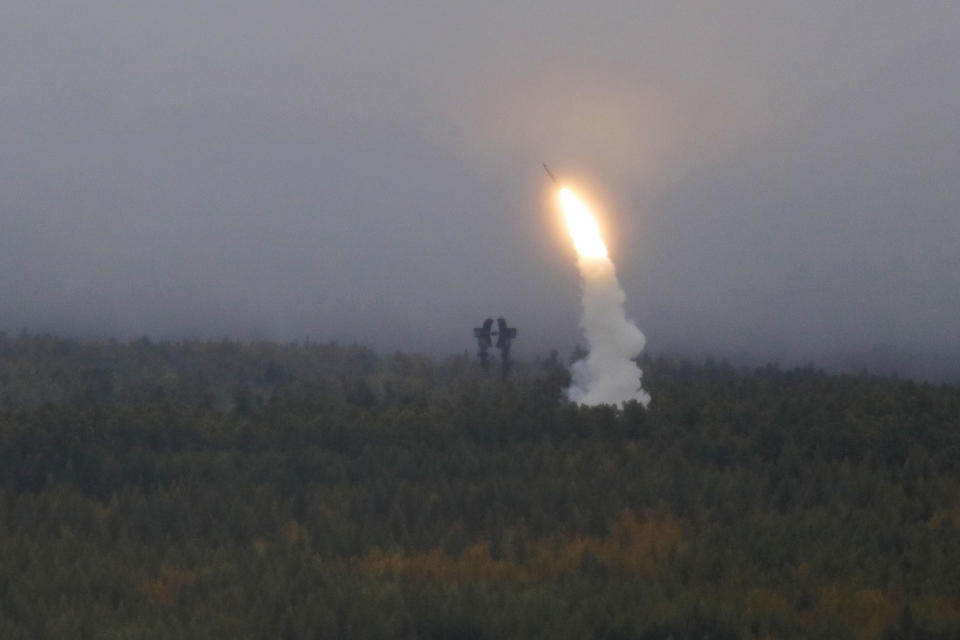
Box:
1, 333, 959, 638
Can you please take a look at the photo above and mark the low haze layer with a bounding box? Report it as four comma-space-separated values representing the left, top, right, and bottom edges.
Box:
2, 2, 958, 380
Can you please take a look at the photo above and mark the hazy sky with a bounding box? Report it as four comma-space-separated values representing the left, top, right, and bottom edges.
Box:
2, 2, 959, 379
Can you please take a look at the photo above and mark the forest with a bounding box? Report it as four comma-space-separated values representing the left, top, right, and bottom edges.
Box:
1, 332, 959, 639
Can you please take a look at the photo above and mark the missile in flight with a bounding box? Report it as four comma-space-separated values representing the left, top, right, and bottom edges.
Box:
542, 162, 557, 184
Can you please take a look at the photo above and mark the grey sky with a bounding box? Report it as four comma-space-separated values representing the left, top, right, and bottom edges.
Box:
2, 2, 959, 379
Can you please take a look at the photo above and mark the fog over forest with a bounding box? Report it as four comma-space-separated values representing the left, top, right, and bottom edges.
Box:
2, 2, 959, 380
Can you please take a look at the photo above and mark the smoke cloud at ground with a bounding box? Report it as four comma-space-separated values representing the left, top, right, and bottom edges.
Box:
567, 254, 650, 406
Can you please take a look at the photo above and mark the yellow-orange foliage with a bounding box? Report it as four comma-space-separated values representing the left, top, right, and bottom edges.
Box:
914, 594, 960, 626
362, 510, 685, 584
365, 541, 528, 583
816, 584, 901, 640
138, 565, 202, 606
744, 587, 792, 620
92, 502, 113, 522
279, 519, 309, 545
927, 507, 960, 529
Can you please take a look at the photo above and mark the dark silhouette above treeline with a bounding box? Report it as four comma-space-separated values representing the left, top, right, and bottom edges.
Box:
1, 333, 959, 639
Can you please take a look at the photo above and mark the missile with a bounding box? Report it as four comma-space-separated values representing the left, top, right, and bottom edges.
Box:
542, 162, 557, 184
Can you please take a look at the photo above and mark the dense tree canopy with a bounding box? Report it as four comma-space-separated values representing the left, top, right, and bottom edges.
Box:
1, 332, 959, 638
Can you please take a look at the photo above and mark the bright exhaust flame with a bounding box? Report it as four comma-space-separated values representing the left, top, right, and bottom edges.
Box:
558, 185, 650, 407
560, 188, 608, 260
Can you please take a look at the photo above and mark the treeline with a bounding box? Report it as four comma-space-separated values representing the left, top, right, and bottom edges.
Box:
1, 333, 959, 638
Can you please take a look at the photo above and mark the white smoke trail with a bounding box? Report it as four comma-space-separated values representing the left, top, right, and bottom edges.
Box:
560, 189, 650, 407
